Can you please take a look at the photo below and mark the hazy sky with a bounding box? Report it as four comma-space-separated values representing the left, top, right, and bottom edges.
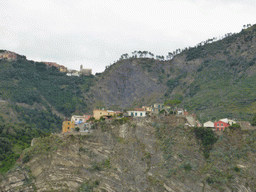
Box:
1, 0, 255, 73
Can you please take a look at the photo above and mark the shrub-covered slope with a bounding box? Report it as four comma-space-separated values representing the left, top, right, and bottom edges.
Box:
91, 25, 256, 121
0, 57, 94, 117
1, 116, 255, 191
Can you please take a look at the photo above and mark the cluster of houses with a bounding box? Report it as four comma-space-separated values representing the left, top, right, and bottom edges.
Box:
203, 118, 236, 131
128, 103, 190, 117
62, 104, 255, 134
61, 103, 195, 133
43, 62, 92, 76
0, 50, 92, 76
62, 109, 122, 133
0, 51, 18, 61
203, 118, 253, 131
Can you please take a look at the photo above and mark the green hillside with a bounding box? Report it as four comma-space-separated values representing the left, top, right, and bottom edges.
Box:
0, 56, 95, 129
169, 25, 256, 121
0, 24, 256, 175
93, 24, 256, 122
0, 57, 94, 117
0, 56, 96, 173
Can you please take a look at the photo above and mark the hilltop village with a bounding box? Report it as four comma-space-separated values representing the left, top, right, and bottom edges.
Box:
0, 50, 92, 76
62, 103, 256, 134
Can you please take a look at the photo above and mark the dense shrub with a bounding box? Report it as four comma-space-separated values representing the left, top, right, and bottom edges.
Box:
0, 123, 49, 173
193, 127, 218, 158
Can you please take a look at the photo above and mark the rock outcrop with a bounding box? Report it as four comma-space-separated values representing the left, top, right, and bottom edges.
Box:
0, 116, 255, 191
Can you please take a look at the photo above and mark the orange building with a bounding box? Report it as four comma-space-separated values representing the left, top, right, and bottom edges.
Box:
62, 121, 75, 133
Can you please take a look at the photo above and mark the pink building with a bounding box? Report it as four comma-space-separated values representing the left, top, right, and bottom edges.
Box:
214, 121, 229, 131
84, 115, 92, 122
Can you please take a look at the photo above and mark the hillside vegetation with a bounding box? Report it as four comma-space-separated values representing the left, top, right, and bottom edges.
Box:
0, 58, 94, 117
0, 56, 95, 173
1, 24, 256, 180
1, 25, 256, 122
1, 116, 256, 191
0, 123, 50, 173
91, 24, 256, 122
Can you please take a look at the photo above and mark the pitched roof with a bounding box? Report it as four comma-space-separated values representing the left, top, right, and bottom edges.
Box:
134, 108, 145, 111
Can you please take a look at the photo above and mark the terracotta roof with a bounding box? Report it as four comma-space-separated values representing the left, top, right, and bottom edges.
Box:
134, 108, 145, 111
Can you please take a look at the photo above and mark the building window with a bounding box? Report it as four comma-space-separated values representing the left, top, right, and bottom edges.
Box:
68, 127, 69, 129
162, 105, 163, 108
131, 112, 134, 116
135, 112, 137, 116
221, 123, 223, 126
158, 105, 160, 108
221, 128, 223, 131
217, 123, 219, 126
140, 113, 142, 116
68, 122, 70, 125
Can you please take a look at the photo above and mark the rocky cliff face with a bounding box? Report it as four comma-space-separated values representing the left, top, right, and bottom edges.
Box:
89, 25, 256, 121
1, 116, 254, 192
91, 59, 167, 109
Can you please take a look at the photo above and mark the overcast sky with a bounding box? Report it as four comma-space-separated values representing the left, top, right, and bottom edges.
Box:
1, 0, 255, 73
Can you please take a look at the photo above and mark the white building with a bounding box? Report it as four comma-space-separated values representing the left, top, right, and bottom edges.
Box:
203, 121, 215, 128
127, 110, 147, 117
219, 118, 236, 125
71, 115, 86, 125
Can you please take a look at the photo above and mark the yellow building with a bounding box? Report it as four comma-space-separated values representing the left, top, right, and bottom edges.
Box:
59, 66, 67, 72
62, 121, 75, 133
142, 106, 152, 112
93, 109, 116, 120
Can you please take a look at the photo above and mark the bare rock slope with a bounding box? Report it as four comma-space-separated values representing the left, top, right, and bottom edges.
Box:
1, 116, 255, 191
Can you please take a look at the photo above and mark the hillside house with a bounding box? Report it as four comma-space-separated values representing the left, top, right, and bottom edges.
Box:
237, 121, 252, 130
0, 51, 17, 61
203, 121, 215, 128
66, 70, 80, 76
151, 103, 164, 114
153, 103, 164, 111
59, 65, 67, 72
62, 121, 75, 133
71, 115, 86, 125
142, 106, 152, 112
93, 109, 116, 120
75, 122, 92, 132
127, 108, 147, 117
176, 108, 184, 115
214, 121, 229, 131
220, 118, 236, 125
79, 122, 92, 133
43, 62, 67, 72
80, 65, 92, 76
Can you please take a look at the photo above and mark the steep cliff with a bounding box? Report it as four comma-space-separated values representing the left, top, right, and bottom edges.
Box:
91, 58, 167, 109
1, 116, 255, 191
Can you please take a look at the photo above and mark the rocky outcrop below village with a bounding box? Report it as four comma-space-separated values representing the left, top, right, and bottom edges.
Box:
1, 116, 255, 192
